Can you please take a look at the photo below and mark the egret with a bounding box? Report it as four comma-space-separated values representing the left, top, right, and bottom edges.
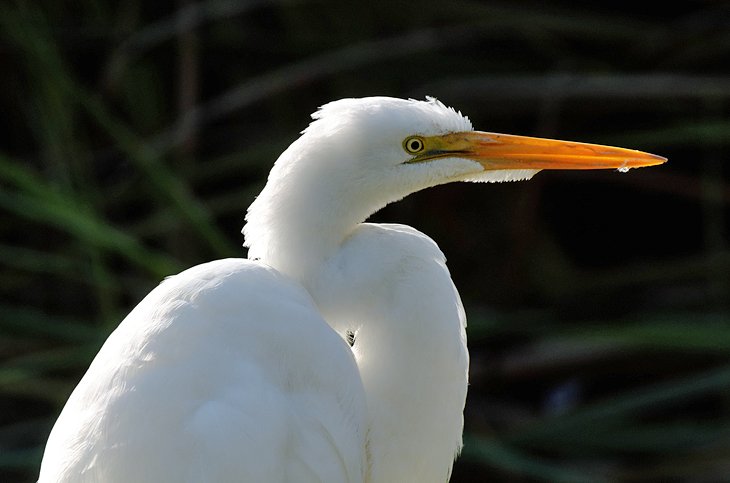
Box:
39, 97, 665, 482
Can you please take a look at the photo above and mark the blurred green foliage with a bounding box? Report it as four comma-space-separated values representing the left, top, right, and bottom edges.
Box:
1, 0, 729, 481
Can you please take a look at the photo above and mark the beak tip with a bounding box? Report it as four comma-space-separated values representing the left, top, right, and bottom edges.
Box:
648, 153, 668, 166
629, 152, 667, 168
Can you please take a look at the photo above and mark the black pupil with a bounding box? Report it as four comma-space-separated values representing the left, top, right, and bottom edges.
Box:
409, 140, 421, 151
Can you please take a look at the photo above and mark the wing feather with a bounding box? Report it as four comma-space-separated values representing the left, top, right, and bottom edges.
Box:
39, 259, 367, 483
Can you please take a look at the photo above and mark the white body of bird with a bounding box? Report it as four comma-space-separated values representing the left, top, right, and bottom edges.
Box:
39, 97, 664, 482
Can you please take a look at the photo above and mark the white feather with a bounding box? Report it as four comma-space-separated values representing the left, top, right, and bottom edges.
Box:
40, 96, 543, 483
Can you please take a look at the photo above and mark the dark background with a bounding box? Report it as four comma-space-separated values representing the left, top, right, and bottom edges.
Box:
1, 1, 729, 481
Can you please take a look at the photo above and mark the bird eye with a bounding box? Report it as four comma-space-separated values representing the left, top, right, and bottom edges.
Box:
403, 136, 425, 154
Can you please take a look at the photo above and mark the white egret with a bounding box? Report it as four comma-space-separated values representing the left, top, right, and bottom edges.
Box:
39, 97, 665, 482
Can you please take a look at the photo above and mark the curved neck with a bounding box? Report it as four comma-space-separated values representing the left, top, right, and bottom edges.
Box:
243, 161, 388, 282
245, 192, 352, 281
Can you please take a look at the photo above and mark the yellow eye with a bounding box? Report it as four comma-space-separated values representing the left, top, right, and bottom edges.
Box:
403, 136, 425, 154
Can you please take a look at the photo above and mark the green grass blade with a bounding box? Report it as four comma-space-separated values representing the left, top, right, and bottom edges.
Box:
0, 159, 181, 277
75, 91, 238, 258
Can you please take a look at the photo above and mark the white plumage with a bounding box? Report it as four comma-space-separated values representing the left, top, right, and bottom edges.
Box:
39, 97, 664, 482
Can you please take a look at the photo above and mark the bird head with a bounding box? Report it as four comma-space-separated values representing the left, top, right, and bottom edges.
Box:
285, 96, 665, 208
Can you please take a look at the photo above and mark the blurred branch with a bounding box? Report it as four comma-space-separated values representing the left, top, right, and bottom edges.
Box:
491, 313, 730, 379
0, 306, 99, 343
462, 434, 608, 483
497, 339, 627, 379
581, 170, 730, 204
419, 74, 730, 101
605, 120, 730, 148
510, 364, 730, 445
0, 245, 76, 278
175, 0, 201, 157
531, 232, 730, 298
622, 446, 730, 481
449, 0, 664, 39
700, 100, 728, 305
103, 0, 285, 85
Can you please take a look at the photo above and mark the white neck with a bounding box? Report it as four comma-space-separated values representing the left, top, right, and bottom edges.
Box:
245, 190, 350, 281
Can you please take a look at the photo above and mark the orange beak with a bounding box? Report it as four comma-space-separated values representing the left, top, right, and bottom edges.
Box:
419, 131, 667, 171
